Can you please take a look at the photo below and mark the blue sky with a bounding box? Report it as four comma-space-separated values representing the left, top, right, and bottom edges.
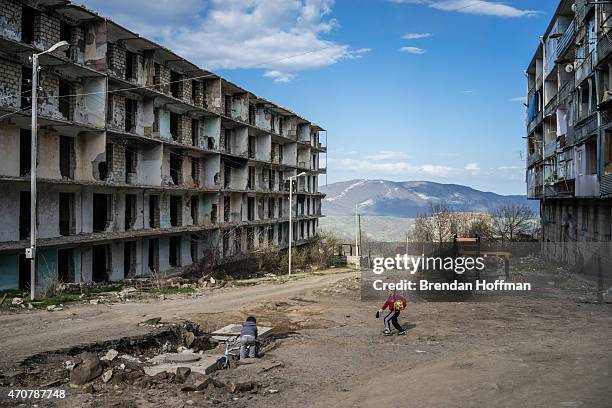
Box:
80, 0, 558, 195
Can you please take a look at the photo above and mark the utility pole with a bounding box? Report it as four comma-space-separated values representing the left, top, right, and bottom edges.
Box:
355, 204, 359, 257
27, 41, 70, 301
288, 172, 306, 276
358, 213, 362, 256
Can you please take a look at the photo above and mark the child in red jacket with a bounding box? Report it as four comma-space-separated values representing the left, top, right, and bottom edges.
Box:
379, 290, 407, 336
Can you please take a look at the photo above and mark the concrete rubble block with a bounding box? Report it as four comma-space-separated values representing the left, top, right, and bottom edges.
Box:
101, 349, 119, 362
101, 369, 113, 383
227, 381, 257, 394
211, 324, 272, 342
175, 366, 191, 383
70, 356, 103, 385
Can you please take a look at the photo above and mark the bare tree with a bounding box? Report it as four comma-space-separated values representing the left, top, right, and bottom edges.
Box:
491, 203, 535, 242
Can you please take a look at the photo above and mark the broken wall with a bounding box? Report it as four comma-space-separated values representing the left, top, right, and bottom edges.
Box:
75, 131, 105, 182
0, 0, 21, 41
73, 78, 107, 128
0, 60, 20, 108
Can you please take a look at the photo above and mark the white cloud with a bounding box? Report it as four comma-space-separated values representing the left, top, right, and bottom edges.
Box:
365, 150, 409, 160
464, 162, 480, 172
399, 46, 426, 54
462, 90, 474, 93
388, 0, 540, 18
402, 32, 432, 40
80, 0, 369, 83
510, 96, 526, 103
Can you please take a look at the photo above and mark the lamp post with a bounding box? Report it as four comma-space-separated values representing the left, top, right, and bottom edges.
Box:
355, 202, 365, 257
288, 172, 307, 276
28, 41, 70, 301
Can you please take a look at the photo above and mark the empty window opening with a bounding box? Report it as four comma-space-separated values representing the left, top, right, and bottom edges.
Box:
125, 51, 136, 81
191, 195, 199, 225
248, 197, 255, 221
191, 158, 199, 185
170, 196, 182, 227
211, 203, 218, 224
270, 114, 276, 132
59, 136, 75, 179
278, 117, 283, 135
223, 233, 230, 257
170, 153, 182, 185
21, 5, 35, 44
223, 196, 230, 222
59, 22, 72, 58
92, 244, 110, 283
191, 119, 199, 147
125, 194, 137, 230
20, 129, 31, 176
247, 166, 255, 189
125, 147, 136, 183
235, 228, 242, 253
19, 254, 30, 290
92, 193, 111, 232
19, 191, 31, 240
268, 197, 274, 218
191, 80, 198, 104
59, 79, 71, 120
225, 95, 232, 116
169, 236, 181, 267
125, 99, 137, 133
59, 192, 75, 236
248, 136, 256, 158
224, 165, 231, 188
57, 248, 74, 283
190, 234, 198, 262
21, 66, 32, 109
278, 198, 283, 217
170, 112, 179, 141
149, 195, 160, 228
170, 71, 181, 98
249, 105, 256, 125
148, 238, 159, 273
124, 241, 136, 278
268, 227, 274, 245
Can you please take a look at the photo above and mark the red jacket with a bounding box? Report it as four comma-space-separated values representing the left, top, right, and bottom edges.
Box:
382, 294, 407, 312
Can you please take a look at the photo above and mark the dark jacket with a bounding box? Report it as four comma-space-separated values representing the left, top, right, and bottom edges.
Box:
240, 321, 258, 338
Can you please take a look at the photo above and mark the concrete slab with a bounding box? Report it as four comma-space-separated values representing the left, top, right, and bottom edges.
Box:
144, 352, 219, 376
211, 324, 273, 342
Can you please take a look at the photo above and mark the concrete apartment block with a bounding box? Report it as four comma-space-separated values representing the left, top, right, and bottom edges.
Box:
525, 0, 612, 269
0, 0, 327, 290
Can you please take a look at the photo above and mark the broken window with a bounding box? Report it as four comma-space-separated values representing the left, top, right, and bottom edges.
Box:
224, 165, 231, 188
21, 66, 32, 109
19, 191, 30, 240
191, 234, 198, 262
57, 248, 74, 283
170, 112, 179, 141
278, 117, 283, 135
125, 147, 136, 183
223, 196, 230, 222
59, 22, 72, 58
249, 105, 256, 125
125, 51, 136, 81
191, 195, 199, 225
21, 5, 35, 44
125, 99, 137, 133
170, 153, 182, 185
605, 131, 612, 175
148, 238, 159, 273
224, 95, 232, 116
248, 197, 255, 221
191, 158, 199, 185
247, 166, 255, 190
59, 79, 71, 120
92, 244, 110, 282
248, 136, 256, 158
123, 241, 136, 278
170, 196, 182, 227
92, 193, 111, 232
170, 71, 181, 98
149, 195, 160, 228
59, 192, 75, 236
191, 119, 199, 147
20, 129, 31, 176
211, 203, 218, 224
169, 236, 181, 267
59, 136, 75, 179
125, 194, 137, 230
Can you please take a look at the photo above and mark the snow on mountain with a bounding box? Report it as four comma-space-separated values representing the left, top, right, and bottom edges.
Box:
320, 179, 537, 217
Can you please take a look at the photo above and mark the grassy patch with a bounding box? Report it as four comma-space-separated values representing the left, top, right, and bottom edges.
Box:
0, 289, 25, 299
27, 293, 84, 308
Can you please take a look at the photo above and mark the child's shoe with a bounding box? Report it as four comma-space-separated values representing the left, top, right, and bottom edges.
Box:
397, 331, 406, 336
383, 330, 392, 336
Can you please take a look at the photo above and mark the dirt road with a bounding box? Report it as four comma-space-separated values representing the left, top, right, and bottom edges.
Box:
0, 270, 353, 370
1, 263, 611, 408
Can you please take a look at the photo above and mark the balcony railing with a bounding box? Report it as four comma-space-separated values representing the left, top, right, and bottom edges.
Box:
596, 31, 612, 66
556, 20, 575, 59
574, 113, 598, 142
558, 78, 574, 103
575, 53, 593, 85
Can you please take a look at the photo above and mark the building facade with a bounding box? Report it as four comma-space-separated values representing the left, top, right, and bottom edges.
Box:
526, 0, 612, 268
0, 0, 326, 289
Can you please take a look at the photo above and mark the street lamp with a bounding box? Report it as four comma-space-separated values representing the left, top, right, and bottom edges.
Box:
27, 41, 70, 301
288, 172, 307, 276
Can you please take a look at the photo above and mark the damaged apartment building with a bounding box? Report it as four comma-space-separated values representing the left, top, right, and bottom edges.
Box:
526, 0, 612, 268
0, 0, 326, 289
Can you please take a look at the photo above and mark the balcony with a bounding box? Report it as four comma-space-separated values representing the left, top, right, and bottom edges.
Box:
297, 161, 310, 169
527, 152, 542, 167
544, 95, 558, 117
596, 32, 612, 66
543, 140, 557, 158
574, 113, 598, 142
558, 78, 574, 103
556, 20, 575, 59
601, 174, 612, 196
575, 53, 593, 85
576, 174, 600, 197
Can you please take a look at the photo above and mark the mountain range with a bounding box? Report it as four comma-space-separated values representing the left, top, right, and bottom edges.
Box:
320, 179, 538, 217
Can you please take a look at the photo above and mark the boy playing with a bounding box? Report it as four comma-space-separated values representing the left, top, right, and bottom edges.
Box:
239, 316, 259, 359
379, 290, 407, 336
